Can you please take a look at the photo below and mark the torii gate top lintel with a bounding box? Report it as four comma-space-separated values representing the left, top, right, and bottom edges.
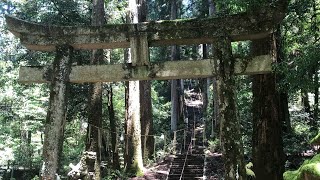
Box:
5, 1, 287, 84
5, 6, 283, 52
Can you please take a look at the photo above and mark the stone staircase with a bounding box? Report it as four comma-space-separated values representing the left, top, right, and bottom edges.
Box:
168, 126, 206, 180
167, 153, 204, 180
167, 79, 206, 180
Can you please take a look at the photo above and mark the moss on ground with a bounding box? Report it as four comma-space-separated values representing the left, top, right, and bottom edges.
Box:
284, 154, 320, 180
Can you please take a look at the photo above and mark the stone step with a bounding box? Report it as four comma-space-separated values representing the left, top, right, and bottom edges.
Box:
172, 157, 204, 161
170, 165, 204, 169
168, 174, 204, 180
169, 169, 203, 174
171, 161, 204, 165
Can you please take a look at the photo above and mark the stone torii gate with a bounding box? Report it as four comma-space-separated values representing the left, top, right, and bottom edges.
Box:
5, 2, 286, 178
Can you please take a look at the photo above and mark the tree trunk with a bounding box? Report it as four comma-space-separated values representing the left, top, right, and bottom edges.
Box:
208, 0, 220, 139
312, 0, 319, 130
275, 26, 292, 133
57, 119, 66, 175
138, 0, 154, 162
252, 37, 285, 180
86, 50, 104, 180
200, 0, 209, 124
126, 79, 143, 176
124, 0, 145, 176
279, 92, 291, 132
201, 45, 208, 112
85, 0, 106, 179
124, 49, 130, 169
214, 37, 246, 180
140, 81, 154, 161
314, 69, 319, 126
302, 91, 311, 114
170, 0, 180, 132
42, 45, 72, 179
107, 84, 120, 170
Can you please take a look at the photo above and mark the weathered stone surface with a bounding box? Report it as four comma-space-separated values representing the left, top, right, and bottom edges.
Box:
6, 12, 279, 51
19, 55, 271, 83
42, 45, 72, 179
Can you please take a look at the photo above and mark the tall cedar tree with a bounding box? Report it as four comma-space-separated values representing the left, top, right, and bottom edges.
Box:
125, 0, 144, 176
85, 0, 105, 179
252, 37, 285, 180
106, 49, 120, 170
214, 37, 247, 180
208, 0, 220, 139
139, 0, 154, 162
170, 0, 181, 132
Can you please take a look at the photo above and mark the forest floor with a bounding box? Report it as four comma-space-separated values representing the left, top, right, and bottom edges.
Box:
128, 150, 316, 180
128, 155, 174, 180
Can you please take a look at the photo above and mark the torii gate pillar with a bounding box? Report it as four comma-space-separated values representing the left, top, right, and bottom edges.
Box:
42, 45, 73, 179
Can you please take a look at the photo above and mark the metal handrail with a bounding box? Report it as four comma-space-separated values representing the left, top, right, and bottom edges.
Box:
179, 128, 195, 180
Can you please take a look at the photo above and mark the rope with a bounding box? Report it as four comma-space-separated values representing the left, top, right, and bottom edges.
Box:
88, 123, 185, 138
179, 127, 195, 180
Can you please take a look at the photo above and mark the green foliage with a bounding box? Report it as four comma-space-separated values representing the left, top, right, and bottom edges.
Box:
152, 80, 171, 134
31, 175, 40, 180
277, 43, 320, 93
208, 139, 221, 152
284, 169, 299, 180
245, 162, 256, 178
103, 169, 128, 180
283, 110, 313, 155
148, 0, 171, 20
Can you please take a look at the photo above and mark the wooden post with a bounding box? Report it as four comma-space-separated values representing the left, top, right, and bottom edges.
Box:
183, 129, 186, 151
42, 45, 72, 179
130, 33, 149, 66
153, 136, 156, 159
193, 121, 196, 147
203, 126, 205, 146
173, 131, 177, 154
164, 133, 167, 152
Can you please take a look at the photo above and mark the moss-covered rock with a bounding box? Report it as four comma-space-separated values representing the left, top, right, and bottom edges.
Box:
310, 133, 320, 146
284, 154, 320, 180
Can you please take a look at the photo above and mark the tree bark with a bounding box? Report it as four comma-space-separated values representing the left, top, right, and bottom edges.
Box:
138, 0, 154, 162
85, 0, 106, 179
42, 45, 72, 179
86, 51, 104, 180
208, 0, 220, 139
125, 0, 145, 176
275, 26, 292, 133
302, 91, 311, 114
311, 0, 319, 131
200, 44, 209, 117
140, 81, 154, 161
107, 84, 120, 170
124, 49, 130, 169
314, 69, 319, 128
252, 37, 285, 180
214, 37, 246, 180
170, 0, 181, 132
